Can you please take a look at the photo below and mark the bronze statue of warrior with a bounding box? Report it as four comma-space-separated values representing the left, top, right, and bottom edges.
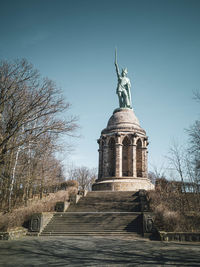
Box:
115, 48, 132, 109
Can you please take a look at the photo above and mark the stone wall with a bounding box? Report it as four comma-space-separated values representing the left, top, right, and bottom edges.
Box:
159, 231, 200, 242
0, 227, 27, 240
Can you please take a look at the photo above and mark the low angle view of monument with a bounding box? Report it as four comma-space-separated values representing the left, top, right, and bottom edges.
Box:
1, 1, 200, 265
92, 50, 154, 191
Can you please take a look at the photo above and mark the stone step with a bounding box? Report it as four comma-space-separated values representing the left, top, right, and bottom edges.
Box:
45, 223, 138, 225
47, 221, 138, 225
44, 223, 138, 227
69, 198, 139, 202
40, 232, 140, 236
82, 193, 138, 196
45, 225, 138, 231
43, 226, 138, 230
54, 214, 137, 215
51, 215, 140, 219
45, 221, 138, 224
74, 202, 139, 206
53, 214, 141, 218
43, 227, 138, 230
42, 227, 138, 231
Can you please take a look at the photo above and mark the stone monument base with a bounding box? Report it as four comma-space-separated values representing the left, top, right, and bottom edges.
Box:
92, 177, 155, 191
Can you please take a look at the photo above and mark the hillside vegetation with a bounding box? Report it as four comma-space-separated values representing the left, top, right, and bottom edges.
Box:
0, 182, 78, 231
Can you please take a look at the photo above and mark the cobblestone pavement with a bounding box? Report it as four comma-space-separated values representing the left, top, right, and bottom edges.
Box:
0, 235, 200, 266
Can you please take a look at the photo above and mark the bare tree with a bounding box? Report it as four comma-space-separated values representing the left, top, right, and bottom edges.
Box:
167, 141, 191, 211
167, 142, 186, 182
0, 59, 78, 210
149, 163, 166, 184
67, 166, 97, 191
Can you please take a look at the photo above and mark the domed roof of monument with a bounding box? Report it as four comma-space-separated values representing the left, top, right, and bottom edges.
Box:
102, 108, 145, 134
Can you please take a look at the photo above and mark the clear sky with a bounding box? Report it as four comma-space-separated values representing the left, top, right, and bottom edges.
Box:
1, 0, 200, 174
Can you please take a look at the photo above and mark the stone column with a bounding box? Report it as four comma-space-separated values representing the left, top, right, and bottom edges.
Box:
115, 143, 122, 177
102, 144, 109, 178
142, 147, 148, 178
115, 133, 122, 177
131, 144, 137, 177
97, 139, 103, 180
145, 150, 148, 177
142, 137, 148, 178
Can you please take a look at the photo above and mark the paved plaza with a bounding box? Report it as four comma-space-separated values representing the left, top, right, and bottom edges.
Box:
0, 236, 199, 266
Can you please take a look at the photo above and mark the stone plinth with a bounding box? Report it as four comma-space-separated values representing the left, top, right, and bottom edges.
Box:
92, 108, 154, 191
92, 177, 155, 191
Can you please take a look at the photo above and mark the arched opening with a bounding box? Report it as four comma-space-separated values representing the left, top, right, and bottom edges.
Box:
136, 139, 143, 177
108, 138, 115, 177
122, 136, 131, 176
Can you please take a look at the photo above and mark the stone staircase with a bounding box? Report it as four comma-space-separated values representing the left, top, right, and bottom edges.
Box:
40, 191, 143, 236
68, 191, 140, 212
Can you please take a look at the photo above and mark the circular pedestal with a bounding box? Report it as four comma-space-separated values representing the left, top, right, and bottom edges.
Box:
92, 178, 155, 191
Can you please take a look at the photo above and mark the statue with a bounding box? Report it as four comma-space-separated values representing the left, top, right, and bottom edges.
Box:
115, 49, 132, 109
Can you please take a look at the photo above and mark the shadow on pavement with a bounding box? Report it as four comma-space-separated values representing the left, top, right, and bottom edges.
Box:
0, 236, 200, 266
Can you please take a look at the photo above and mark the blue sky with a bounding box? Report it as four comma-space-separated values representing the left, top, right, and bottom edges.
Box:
0, 0, 200, 174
